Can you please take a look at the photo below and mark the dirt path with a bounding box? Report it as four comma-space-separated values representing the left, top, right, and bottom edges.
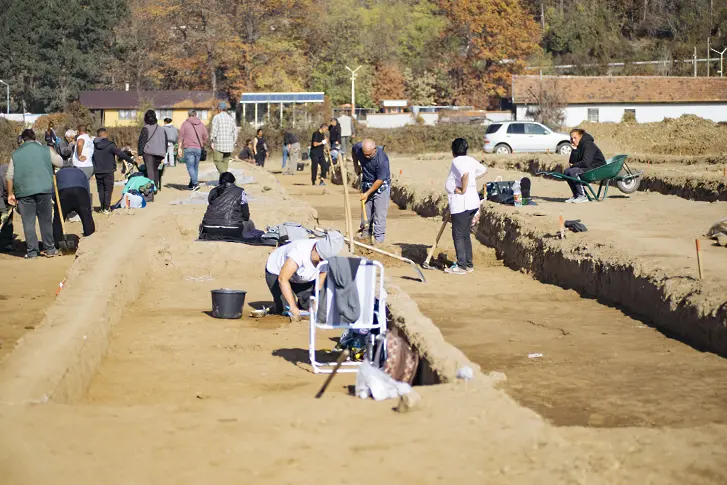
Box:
0, 174, 128, 360
274, 168, 727, 429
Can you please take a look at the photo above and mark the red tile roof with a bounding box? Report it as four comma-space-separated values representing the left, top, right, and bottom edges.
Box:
79, 91, 224, 109
512, 76, 727, 104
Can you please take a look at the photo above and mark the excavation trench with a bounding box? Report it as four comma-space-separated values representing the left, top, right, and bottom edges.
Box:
309, 164, 727, 428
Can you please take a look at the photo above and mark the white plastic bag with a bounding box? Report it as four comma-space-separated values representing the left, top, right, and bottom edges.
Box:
355, 362, 412, 401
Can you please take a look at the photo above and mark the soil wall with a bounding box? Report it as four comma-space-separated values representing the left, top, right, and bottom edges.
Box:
383, 176, 727, 356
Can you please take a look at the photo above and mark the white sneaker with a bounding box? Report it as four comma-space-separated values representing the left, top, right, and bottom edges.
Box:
564, 197, 576, 204
68, 215, 81, 223
572, 195, 589, 204
444, 264, 467, 275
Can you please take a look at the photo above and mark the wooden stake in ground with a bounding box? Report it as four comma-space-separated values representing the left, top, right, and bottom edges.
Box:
315, 350, 350, 399
559, 215, 565, 239
339, 161, 355, 254
696, 239, 704, 280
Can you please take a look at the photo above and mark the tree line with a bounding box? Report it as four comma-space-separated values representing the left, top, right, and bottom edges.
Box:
0, 0, 724, 114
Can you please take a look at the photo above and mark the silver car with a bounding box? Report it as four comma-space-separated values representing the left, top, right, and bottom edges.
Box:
484, 121, 572, 155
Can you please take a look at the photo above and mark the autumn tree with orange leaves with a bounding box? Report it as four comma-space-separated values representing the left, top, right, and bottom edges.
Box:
439, 0, 541, 107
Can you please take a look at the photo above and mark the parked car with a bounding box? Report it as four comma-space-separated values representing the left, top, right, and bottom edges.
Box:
483, 121, 572, 155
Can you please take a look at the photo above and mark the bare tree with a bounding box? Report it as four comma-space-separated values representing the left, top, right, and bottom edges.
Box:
526, 77, 566, 129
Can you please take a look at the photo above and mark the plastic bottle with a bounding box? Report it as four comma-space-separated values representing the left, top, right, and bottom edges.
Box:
513, 179, 522, 207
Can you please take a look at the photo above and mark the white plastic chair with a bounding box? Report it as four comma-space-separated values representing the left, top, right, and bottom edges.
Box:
309, 258, 387, 374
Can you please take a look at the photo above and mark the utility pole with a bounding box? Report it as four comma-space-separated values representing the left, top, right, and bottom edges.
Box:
711, 47, 727, 77
694, 47, 698, 77
0, 80, 8, 114
346, 65, 362, 121
707, 38, 711, 77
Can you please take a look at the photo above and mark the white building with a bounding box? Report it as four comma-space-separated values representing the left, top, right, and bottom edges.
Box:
511, 75, 727, 126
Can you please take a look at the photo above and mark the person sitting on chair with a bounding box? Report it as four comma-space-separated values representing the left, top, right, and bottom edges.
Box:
265, 231, 344, 321
564, 128, 606, 204
200, 172, 251, 238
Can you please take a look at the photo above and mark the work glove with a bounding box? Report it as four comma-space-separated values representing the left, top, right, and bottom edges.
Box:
565, 219, 588, 233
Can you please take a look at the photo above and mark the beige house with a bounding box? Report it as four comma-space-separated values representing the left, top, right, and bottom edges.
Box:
79, 90, 224, 127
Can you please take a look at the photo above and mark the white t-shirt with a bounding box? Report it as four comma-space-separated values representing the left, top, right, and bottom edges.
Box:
72, 133, 94, 168
266, 239, 319, 283
445, 156, 487, 214
338, 115, 353, 137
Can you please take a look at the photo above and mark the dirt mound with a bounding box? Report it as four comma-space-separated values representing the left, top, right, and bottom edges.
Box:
581, 115, 727, 156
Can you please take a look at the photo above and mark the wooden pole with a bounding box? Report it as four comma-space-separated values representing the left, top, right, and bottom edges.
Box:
340, 160, 355, 254
696, 239, 704, 280
559, 215, 565, 239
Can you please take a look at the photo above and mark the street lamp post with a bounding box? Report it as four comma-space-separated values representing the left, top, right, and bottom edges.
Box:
0, 80, 9, 114
711, 47, 727, 77
345, 65, 362, 121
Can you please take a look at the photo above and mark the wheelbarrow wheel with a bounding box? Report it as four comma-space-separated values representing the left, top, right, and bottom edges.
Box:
616, 175, 641, 194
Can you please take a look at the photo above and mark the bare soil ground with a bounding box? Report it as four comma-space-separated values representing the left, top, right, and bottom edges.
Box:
0, 175, 126, 360
1, 162, 726, 484
278, 168, 727, 430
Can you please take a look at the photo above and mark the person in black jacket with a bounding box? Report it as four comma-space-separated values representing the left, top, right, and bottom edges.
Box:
202, 172, 250, 228
564, 128, 606, 203
93, 128, 135, 213
328, 118, 341, 149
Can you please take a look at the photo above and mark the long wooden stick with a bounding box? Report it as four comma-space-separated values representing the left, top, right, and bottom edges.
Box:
340, 161, 355, 254
423, 214, 449, 269
315, 350, 350, 398
361, 199, 374, 245
696, 239, 704, 280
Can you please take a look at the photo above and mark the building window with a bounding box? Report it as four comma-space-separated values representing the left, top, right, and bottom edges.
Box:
156, 109, 173, 121
197, 110, 209, 121
587, 108, 600, 122
119, 110, 137, 121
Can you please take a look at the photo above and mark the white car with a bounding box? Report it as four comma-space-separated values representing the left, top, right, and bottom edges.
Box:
483, 121, 572, 155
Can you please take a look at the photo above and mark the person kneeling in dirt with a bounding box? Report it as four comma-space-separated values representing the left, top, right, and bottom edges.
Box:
201, 172, 251, 237
265, 231, 344, 321
564, 128, 606, 204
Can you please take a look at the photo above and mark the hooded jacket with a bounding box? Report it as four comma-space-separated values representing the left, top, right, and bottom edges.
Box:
568, 133, 606, 170
179, 117, 209, 149
93, 137, 134, 174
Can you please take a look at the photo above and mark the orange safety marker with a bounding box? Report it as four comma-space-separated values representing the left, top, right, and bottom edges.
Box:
696, 239, 704, 280
399, 169, 403, 176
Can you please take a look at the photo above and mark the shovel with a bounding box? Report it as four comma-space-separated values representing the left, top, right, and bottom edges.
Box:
422, 214, 450, 270
52, 174, 78, 254
360, 199, 374, 246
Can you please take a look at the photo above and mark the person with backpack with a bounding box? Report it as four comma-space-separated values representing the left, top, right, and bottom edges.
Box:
352, 138, 391, 244
178, 109, 209, 191
93, 128, 135, 214
137, 110, 168, 192
443, 138, 487, 275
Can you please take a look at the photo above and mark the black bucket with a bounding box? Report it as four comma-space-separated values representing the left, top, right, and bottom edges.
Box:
211, 289, 247, 319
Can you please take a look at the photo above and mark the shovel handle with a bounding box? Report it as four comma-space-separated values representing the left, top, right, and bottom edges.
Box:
315, 349, 350, 398
52, 172, 67, 236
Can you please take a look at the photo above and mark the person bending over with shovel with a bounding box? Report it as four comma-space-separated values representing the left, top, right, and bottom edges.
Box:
352, 138, 391, 244
265, 231, 344, 321
444, 138, 487, 275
